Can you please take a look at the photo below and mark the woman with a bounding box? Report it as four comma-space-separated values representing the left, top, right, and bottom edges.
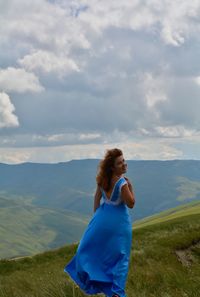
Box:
64, 148, 135, 297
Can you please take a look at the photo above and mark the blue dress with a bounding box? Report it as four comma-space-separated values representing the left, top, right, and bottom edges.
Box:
64, 176, 132, 297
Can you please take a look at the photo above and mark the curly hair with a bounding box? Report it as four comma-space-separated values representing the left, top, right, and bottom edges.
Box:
96, 148, 123, 192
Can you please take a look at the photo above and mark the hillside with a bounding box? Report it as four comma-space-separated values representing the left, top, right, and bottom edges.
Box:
1, 159, 200, 259
1, 159, 200, 220
0, 195, 90, 259
132, 199, 200, 229
0, 200, 199, 297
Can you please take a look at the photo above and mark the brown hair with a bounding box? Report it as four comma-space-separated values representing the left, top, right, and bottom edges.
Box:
96, 148, 123, 191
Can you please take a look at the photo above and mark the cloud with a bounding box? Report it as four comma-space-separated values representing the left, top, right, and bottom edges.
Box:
195, 76, 200, 85
77, 0, 200, 45
0, 92, 19, 128
141, 125, 200, 138
0, 131, 88, 148
0, 67, 44, 93
0, 0, 200, 161
142, 72, 167, 108
0, 148, 30, 164
0, 0, 90, 52
0, 138, 184, 164
18, 50, 80, 78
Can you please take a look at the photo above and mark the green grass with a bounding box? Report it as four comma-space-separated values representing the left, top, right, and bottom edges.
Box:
176, 176, 200, 202
0, 200, 199, 297
0, 196, 90, 259
132, 199, 200, 229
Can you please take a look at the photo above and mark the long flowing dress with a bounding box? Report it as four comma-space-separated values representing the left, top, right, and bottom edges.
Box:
63, 176, 132, 297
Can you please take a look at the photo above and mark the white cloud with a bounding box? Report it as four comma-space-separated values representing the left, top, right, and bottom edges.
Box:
0, 92, 19, 128
18, 50, 80, 77
0, 149, 30, 164
0, 0, 200, 162
78, 0, 200, 46
1, 131, 103, 147
195, 76, 200, 85
154, 125, 200, 138
0, 138, 183, 164
142, 72, 168, 108
79, 133, 101, 140
44, 134, 65, 142
0, 67, 44, 93
0, 0, 90, 51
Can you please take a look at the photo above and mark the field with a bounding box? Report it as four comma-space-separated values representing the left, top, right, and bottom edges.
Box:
0, 200, 199, 297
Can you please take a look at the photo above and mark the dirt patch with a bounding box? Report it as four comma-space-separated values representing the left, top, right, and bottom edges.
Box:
175, 240, 200, 267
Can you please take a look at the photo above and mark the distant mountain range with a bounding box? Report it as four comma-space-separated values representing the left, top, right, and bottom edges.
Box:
0, 159, 200, 259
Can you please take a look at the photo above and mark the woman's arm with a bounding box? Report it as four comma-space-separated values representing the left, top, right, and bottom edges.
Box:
93, 184, 102, 213
121, 177, 136, 208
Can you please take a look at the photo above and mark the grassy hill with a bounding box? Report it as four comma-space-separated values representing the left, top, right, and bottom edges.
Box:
0, 200, 199, 297
132, 199, 200, 229
0, 196, 90, 259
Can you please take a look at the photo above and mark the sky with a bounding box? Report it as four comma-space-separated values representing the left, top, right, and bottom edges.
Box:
0, 0, 200, 164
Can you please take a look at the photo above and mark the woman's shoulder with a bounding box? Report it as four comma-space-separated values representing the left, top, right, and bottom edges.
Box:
120, 176, 128, 183
119, 176, 128, 189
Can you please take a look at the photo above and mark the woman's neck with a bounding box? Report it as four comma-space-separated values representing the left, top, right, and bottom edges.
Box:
112, 173, 123, 178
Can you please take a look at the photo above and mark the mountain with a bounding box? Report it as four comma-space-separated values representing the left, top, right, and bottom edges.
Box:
0, 159, 200, 259
0, 200, 199, 297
